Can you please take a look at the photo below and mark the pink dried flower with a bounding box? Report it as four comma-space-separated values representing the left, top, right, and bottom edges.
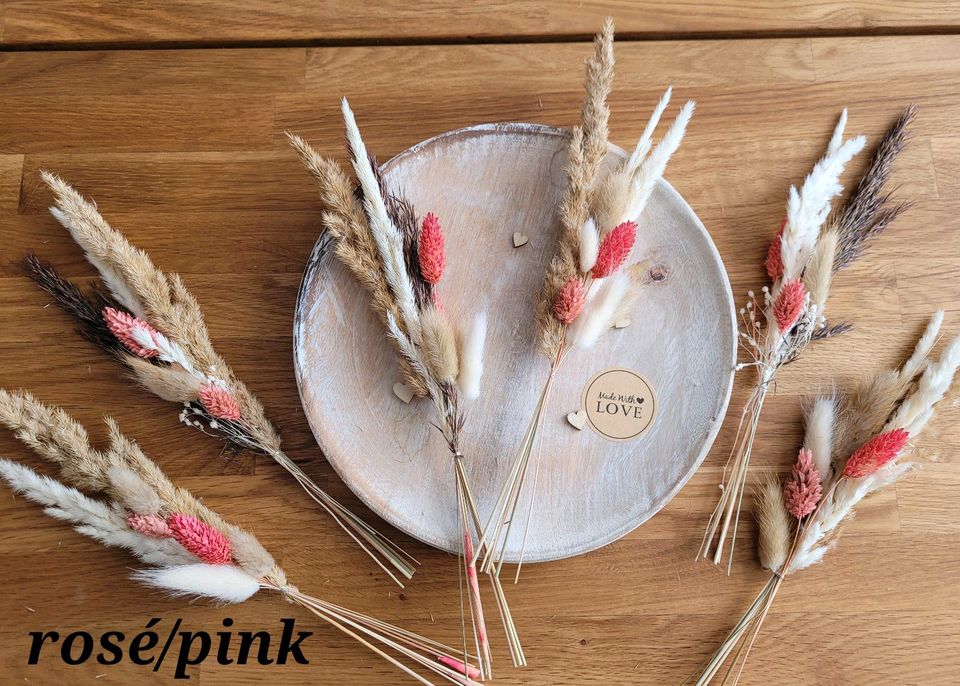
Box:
553, 276, 586, 325
592, 221, 637, 278
773, 278, 806, 332
167, 513, 233, 564
199, 384, 241, 421
765, 217, 787, 281
418, 212, 446, 284
126, 512, 173, 538
783, 448, 822, 518
843, 428, 910, 479
103, 307, 159, 358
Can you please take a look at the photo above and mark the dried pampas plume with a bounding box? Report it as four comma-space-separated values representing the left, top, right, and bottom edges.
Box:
421, 306, 460, 385
756, 476, 790, 573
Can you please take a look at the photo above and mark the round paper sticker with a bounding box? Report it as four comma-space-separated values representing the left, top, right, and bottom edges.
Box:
582, 367, 658, 442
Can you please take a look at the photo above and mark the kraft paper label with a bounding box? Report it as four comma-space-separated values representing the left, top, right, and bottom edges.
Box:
582, 367, 657, 442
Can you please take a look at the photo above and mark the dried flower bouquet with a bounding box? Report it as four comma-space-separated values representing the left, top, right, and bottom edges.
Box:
0, 390, 480, 685
690, 311, 960, 684
699, 105, 917, 572
478, 19, 695, 578
288, 98, 522, 675
25, 173, 418, 587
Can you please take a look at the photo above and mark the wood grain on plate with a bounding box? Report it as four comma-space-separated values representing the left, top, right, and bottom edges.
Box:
0, 26, 959, 684
294, 123, 736, 561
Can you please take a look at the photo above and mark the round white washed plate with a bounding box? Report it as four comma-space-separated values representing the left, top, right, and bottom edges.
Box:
294, 123, 736, 563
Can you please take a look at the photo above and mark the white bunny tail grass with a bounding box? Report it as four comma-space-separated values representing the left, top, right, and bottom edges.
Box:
573, 272, 631, 348
804, 395, 836, 481
458, 311, 487, 400
782, 112, 867, 280
578, 217, 600, 272
134, 564, 261, 604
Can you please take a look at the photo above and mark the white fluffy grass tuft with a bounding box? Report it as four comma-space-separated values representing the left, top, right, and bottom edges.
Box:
134, 564, 261, 604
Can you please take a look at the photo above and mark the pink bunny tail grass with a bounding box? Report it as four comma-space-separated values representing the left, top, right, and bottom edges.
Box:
765, 218, 787, 281
783, 448, 822, 518
843, 428, 910, 479
126, 512, 173, 538
553, 276, 586, 324
167, 513, 233, 564
199, 385, 242, 421
103, 307, 159, 358
418, 212, 446, 285
773, 278, 806, 332
592, 220, 637, 278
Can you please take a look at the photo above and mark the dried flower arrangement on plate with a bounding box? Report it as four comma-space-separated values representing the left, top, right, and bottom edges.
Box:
699, 105, 917, 573
689, 311, 960, 684
476, 19, 695, 579
288, 99, 523, 676
25, 173, 418, 587
0, 390, 478, 685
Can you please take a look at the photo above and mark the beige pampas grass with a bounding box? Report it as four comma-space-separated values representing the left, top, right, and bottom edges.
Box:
125, 356, 203, 402
803, 395, 836, 480
536, 20, 616, 359
755, 476, 790, 573
421, 306, 459, 385
578, 217, 600, 272
108, 464, 162, 515
803, 228, 838, 314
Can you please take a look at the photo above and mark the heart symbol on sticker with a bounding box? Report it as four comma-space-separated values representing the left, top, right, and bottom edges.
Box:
513, 232, 529, 247
393, 382, 415, 404
567, 409, 586, 430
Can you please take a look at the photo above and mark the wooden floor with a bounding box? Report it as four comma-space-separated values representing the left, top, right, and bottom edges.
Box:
1, 3, 959, 684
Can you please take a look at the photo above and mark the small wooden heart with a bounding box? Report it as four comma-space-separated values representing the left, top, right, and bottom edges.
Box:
614, 318, 632, 329
393, 382, 415, 404
512, 232, 529, 247
567, 409, 586, 430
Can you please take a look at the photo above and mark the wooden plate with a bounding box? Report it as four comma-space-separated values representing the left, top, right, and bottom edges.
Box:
294, 123, 736, 562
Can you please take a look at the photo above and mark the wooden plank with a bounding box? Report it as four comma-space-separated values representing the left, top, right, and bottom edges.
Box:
3, 1, 960, 46
0, 34, 958, 684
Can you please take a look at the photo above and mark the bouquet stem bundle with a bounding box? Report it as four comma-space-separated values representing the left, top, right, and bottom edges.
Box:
478, 19, 694, 579
289, 98, 524, 674
0, 390, 479, 685
699, 105, 916, 573
689, 311, 960, 684
26, 174, 417, 587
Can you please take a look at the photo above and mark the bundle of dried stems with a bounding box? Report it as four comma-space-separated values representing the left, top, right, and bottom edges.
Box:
477, 18, 695, 580
0, 390, 480, 685
689, 310, 960, 685
25, 173, 418, 587
699, 105, 917, 573
288, 97, 522, 677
